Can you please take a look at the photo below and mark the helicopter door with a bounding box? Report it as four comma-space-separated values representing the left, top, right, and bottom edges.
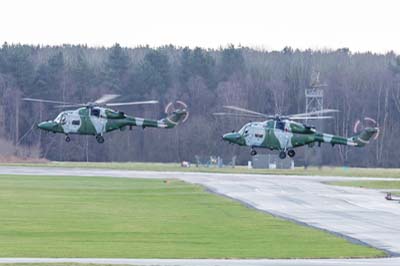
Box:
245, 125, 265, 147
63, 113, 81, 133
274, 121, 293, 149
89, 108, 106, 134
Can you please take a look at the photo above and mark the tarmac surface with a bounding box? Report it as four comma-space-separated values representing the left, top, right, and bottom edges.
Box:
0, 166, 399, 266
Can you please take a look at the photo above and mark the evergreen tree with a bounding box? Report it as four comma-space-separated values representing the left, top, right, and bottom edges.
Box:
180, 47, 215, 89
104, 43, 130, 92
72, 51, 95, 101
0, 43, 35, 93
131, 49, 170, 98
219, 44, 245, 81
32, 51, 64, 98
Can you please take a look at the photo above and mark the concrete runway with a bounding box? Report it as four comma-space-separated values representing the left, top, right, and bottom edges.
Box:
0, 166, 399, 266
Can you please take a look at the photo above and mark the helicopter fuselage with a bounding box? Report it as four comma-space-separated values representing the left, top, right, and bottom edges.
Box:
222, 119, 378, 159
38, 106, 187, 143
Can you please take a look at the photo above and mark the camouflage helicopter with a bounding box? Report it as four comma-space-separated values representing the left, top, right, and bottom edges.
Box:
214, 106, 379, 159
23, 94, 188, 143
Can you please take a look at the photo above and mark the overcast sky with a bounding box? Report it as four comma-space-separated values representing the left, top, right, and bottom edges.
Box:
1, 0, 399, 53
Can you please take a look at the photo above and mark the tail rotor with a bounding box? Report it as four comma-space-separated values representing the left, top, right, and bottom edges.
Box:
353, 117, 380, 140
165, 100, 189, 124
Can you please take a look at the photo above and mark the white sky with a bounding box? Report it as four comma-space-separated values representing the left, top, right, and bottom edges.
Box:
1, 0, 399, 53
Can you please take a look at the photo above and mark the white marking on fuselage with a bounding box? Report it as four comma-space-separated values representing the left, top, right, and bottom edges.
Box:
356, 137, 369, 144
346, 139, 357, 146
274, 129, 293, 149
269, 120, 293, 149
136, 118, 144, 126
244, 123, 265, 147
157, 120, 167, 128
61, 110, 81, 134
89, 108, 107, 135
323, 133, 333, 143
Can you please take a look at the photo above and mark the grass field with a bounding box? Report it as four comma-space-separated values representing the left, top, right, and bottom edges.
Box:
330, 180, 400, 197
330, 180, 400, 190
0, 174, 384, 259
1, 161, 400, 178
330, 180, 400, 196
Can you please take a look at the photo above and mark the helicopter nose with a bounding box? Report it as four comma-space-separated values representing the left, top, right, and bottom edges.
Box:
37, 121, 49, 131
37, 122, 46, 130
37, 121, 57, 131
222, 132, 241, 143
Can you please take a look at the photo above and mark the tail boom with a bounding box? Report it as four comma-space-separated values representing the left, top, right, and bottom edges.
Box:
351, 127, 379, 147
314, 127, 378, 147
158, 109, 188, 128
104, 108, 188, 132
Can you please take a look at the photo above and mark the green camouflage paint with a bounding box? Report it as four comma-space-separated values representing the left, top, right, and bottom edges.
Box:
36, 106, 188, 142
222, 119, 378, 158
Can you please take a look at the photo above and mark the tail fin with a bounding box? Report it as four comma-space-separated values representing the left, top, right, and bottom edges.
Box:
351, 127, 379, 147
158, 109, 188, 128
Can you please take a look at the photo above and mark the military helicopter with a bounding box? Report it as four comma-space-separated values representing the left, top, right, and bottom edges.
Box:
214, 106, 379, 159
23, 94, 188, 143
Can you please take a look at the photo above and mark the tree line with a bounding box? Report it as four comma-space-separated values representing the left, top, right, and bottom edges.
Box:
0, 43, 399, 167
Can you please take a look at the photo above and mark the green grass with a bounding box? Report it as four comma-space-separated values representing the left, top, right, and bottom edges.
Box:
329, 180, 400, 197
0, 175, 384, 259
330, 180, 400, 190
2, 161, 400, 178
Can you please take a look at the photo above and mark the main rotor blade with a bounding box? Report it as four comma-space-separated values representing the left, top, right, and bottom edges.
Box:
213, 112, 266, 119
289, 116, 334, 120
106, 100, 159, 107
54, 104, 87, 108
22, 98, 72, 105
290, 109, 339, 117
94, 94, 120, 104
223, 106, 270, 118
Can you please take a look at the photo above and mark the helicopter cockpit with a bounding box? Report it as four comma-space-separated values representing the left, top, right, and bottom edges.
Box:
54, 112, 67, 125
238, 123, 251, 135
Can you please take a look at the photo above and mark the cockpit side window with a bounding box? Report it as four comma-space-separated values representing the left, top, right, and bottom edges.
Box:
60, 115, 66, 125
238, 123, 250, 135
54, 113, 66, 125
54, 113, 62, 123
91, 108, 100, 117
276, 121, 285, 131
